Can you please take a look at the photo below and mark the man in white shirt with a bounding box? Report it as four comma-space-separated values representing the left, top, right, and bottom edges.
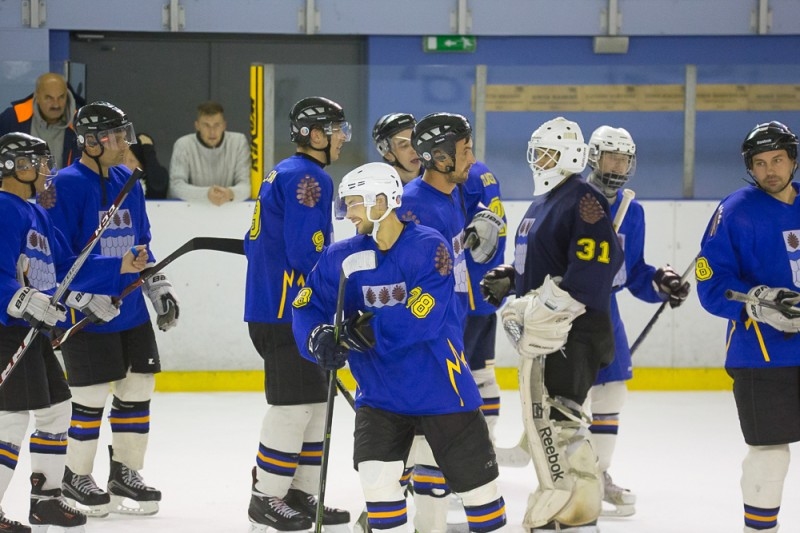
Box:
169, 101, 251, 205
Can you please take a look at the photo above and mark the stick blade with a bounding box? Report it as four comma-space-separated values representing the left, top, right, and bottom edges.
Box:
343, 250, 377, 278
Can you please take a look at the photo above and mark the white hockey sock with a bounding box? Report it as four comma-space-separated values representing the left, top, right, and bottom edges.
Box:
67, 383, 110, 474
292, 402, 326, 495
255, 403, 317, 497
30, 401, 70, 490
588, 381, 626, 473
0, 411, 29, 500
742, 444, 788, 531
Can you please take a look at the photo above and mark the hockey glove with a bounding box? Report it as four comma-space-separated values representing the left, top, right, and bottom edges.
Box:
653, 265, 691, 308
65, 291, 120, 325
143, 269, 180, 332
340, 311, 375, 352
480, 264, 515, 307
7, 287, 66, 330
307, 324, 349, 370
464, 210, 504, 264
745, 285, 800, 333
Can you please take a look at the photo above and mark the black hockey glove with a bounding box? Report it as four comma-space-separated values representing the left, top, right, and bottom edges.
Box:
653, 265, 691, 308
340, 311, 375, 352
480, 264, 515, 307
308, 324, 349, 370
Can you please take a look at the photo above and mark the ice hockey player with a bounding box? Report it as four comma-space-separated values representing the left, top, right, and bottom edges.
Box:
0, 132, 146, 532
244, 96, 351, 532
585, 125, 690, 517
45, 101, 178, 517
292, 161, 507, 533
481, 117, 623, 532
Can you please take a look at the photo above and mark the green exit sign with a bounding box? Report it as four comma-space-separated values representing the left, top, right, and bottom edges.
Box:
423, 35, 477, 53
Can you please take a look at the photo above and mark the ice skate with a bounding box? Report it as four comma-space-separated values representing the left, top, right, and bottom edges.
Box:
0, 507, 31, 533
284, 488, 351, 533
248, 469, 312, 532
29, 472, 87, 532
107, 447, 161, 515
62, 466, 110, 518
600, 472, 635, 517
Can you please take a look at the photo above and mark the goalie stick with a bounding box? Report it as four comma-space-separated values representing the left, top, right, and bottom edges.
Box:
52, 237, 244, 349
0, 168, 142, 390
496, 187, 635, 468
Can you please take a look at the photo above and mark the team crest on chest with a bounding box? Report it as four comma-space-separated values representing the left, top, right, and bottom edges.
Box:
783, 229, 800, 288
363, 282, 407, 308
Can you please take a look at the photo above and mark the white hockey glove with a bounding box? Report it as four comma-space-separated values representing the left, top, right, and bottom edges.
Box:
65, 291, 120, 325
501, 275, 586, 358
745, 285, 800, 333
7, 287, 66, 330
143, 269, 180, 332
653, 265, 691, 308
464, 210, 504, 264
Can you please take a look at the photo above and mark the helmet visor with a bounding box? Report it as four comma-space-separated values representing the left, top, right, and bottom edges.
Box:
92, 123, 137, 150
15, 154, 56, 178
324, 121, 352, 142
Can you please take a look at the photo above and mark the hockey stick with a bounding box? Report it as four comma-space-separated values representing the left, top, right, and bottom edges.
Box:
0, 168, 142, 390
725, 289, 800, 319
316, 250, 377, 533
629, 258, 696, 356
496, 187, 636, 468
52, 237, 244, 348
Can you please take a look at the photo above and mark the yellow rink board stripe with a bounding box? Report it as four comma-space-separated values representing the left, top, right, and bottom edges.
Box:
154, 367, 732, 393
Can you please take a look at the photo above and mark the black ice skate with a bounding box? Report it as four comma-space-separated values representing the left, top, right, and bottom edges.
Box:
107, 447, 161, 515
62, 466, 110, 518
0, 507, 31, 533
285, 488, 351, 525
248, 468, 312, 532
29, 472, 87, 532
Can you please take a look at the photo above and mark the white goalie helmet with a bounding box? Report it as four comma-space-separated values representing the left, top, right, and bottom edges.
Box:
588, 125, 637, 197
527, 117, 588, 196
335, 162, 403, 223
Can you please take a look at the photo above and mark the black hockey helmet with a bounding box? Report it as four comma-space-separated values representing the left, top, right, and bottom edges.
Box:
412, 112, 472, 170
289, 96, 348, 144
74, 101, 135, 149
372, 113, 416, 157
0, 132, 55, 180
742, 121, 798, 170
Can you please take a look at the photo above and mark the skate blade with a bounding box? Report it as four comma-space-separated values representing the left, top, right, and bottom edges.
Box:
109, 494, 159, 516
321, 524, 351, 533
63, 497, 110, 518
247, 522, 313, 533
530, 526, 598, 533
600, 502, 635, 517
31, 525, 87, 533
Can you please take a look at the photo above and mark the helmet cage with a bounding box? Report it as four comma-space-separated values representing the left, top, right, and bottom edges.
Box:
588, 126, 636, 194
335, 162, 403, 222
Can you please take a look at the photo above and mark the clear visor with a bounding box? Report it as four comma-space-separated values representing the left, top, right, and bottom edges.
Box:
334, 196, 366, 220
324, 121, 352, 142
15, 154, 56, 178
527, 146, 561, 172
88, 123, 137, 150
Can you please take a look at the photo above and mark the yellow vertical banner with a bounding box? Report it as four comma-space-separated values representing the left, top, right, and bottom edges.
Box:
249, 63, 264, 199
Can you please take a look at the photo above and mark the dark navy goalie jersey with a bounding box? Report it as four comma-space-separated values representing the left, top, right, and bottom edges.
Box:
513, 176, 623, 311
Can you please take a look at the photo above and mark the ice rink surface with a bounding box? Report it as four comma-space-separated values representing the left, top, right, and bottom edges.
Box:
4, 389, 800, 532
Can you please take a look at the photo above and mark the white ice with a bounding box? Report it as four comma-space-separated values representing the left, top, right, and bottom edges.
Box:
3, 390, 799, 532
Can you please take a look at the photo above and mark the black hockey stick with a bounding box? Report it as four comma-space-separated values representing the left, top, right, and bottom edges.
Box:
316, 250, 377, 533
0, 168, 142, 390
629, 258, 696, 356
725, 289, 800, 319
52, 237, 244, 348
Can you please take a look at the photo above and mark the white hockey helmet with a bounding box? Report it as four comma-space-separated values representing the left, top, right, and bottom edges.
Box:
527, 117, 587, 196
588, 125, 637, 196
336, 162, 403, 223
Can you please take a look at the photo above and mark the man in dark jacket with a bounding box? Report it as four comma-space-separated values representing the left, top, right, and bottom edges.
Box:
0, 72, 80, 169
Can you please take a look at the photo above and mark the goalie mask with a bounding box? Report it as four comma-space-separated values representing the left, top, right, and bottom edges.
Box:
587, 125, 637, 198
336, 162, 402, 222
0, 133, 56, 197
412, 112, 472, 172
527, 117, 587, 196
75, 101, 136, 151
742, 121, 798, 177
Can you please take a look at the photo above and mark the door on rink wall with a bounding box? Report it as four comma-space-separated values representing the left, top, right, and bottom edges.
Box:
69, 33, 366, 180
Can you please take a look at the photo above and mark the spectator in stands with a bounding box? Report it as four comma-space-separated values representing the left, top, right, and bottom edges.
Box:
124, 133, 169, 199
168, 101, 251, 205
0, 72, 81, 169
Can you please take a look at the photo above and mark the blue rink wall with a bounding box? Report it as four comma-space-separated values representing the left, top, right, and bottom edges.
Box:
139, 199, 731, 393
